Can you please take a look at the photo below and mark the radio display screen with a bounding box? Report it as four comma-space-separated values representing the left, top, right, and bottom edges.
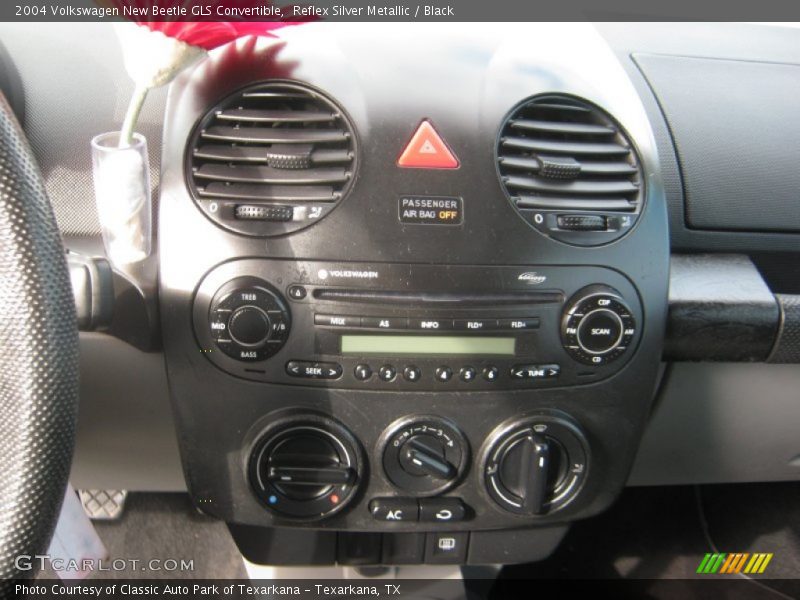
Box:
340, 335, 516, 356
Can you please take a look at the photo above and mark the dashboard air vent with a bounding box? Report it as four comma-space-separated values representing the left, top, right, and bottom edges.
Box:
496, 95, 643, 246
187, 82, 357, 236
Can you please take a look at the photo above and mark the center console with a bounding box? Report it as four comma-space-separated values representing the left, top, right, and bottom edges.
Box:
158, 23, 669, 565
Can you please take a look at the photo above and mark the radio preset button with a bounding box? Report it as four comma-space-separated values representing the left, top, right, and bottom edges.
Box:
498, 317, 540, 330
379, 365, 397, 382
362, 316, 408, 330
453, 319, 497, 331
410, 318, 454, 331
403, 366, 421, 382
354, 364, 373, 381
459, 366, 476, 382
435, 366, 453, 382
482, 366, 499, 382
286, 361, 343, 380
314, 314, 360, 328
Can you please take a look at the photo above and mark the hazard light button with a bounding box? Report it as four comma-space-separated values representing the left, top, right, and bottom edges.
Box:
397, 120, 459, 169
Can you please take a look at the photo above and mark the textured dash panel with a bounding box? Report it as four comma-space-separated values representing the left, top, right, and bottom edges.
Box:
635, 53, 800, 233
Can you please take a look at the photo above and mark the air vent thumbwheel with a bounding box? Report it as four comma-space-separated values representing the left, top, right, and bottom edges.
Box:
496, 95, 644, 246
187, 82, 358, 237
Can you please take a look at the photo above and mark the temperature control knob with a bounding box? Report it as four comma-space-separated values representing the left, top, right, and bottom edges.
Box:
382, 417, 468, 495
484, 413, 588, 516
561, 285, 636, 366
249, 414, 363, 520
208, 277, 291, 362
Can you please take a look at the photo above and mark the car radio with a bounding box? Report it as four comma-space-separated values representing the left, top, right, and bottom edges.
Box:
193, 259, 642, 391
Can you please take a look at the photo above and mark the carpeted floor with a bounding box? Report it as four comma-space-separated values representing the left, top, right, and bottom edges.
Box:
499, 483, 800, 597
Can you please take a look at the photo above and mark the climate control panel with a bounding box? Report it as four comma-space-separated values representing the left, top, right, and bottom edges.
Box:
245, 410, 591, 526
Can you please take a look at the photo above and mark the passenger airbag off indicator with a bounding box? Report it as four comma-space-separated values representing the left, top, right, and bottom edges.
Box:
397, 120, 459, 169
400, 196, 463, 225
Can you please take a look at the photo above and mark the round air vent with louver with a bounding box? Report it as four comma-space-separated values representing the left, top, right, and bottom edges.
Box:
187, 82, 357, 236
496, 95, 643, 246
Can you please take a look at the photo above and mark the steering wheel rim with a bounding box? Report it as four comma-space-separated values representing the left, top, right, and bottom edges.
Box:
0, 92, 79, 587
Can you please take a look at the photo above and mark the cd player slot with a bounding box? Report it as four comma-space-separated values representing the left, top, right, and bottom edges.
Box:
311, 289, 563, 305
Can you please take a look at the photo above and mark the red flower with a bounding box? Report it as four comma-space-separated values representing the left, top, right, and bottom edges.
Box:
139, 21, 292, 51
100, 0, 303, 50
106, 0, 307, 146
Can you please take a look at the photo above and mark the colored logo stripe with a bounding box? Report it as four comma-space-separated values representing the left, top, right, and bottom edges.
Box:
697, 553, 773, 574
697, 553, 726, 574
744, 553, 774, 574
720, 553, 749, 573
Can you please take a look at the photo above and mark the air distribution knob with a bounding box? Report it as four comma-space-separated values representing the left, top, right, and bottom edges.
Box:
382, 417, 468, 495
249, 414, 363, 520
484, 413, 588, 516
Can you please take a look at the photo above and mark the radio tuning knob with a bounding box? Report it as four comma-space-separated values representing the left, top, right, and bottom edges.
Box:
382, 417, 468, 495
561, 285, 636, 366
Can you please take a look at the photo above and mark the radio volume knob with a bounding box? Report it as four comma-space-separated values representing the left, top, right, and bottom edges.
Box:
208, 278, 291, 362
228, 306, 271, 348
561, 285, 636, 366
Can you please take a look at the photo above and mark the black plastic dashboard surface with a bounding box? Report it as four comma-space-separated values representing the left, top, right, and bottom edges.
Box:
597, 22, 800, 254
634, 53, 800, 234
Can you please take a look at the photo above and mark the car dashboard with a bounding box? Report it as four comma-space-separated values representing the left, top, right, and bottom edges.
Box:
0, 21, 797, 569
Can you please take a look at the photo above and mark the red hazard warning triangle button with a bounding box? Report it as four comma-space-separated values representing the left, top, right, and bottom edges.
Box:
397, 120, 459, 169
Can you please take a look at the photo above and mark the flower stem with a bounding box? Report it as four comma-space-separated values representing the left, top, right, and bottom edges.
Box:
119, 85, 149, 148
